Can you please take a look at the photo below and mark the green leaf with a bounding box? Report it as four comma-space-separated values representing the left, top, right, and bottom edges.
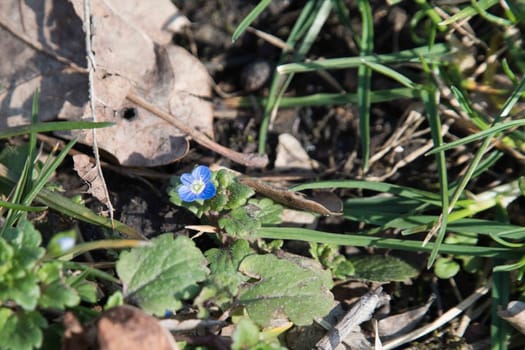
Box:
116, 234, 209, 316
232, 318, 260, 350
309, 243, 355, 279
38, 280, 80, 310
1, 273, 40, 311
218, 198, 283, 238
0, 238, 15, 277
350, 255, 418, 282
105, 291, 124, 310
6, 218, 43, 260
249, 198, 283, 225
0, 220, 45, 310
434, 257, 460, 279
0, 308, 47, 350
36, 262, 81, 310
37, 262, 61, 284
238, 254, 333, 326
226, 178, 256, 210
218, 206, 262, 238
196, 241, 253, 310
73, 280, 99, 303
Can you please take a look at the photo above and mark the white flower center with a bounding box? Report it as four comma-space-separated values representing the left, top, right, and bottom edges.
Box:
191, 180, 205, 194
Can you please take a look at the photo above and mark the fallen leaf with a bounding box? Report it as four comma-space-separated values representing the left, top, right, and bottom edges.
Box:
0, 0, 212, 166
97, 305, 178, 350
73, 154, 108, 204
239, 177, 342, 216
378, 298, 434, 338
275, 133, 318, 170
61, 306, 178, 350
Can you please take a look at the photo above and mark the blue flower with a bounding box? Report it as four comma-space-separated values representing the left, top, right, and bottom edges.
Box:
178, 165, 216, 202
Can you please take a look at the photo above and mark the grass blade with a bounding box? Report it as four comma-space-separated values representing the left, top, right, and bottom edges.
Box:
256, 227, 522, 260
232, 0, 272, 42
439, 0, 499, 25
277, 43, 449, 74
357, 0, 373, 171
427, 119, 525, 154
0, 121, 114, 139
421, 86, 450, 268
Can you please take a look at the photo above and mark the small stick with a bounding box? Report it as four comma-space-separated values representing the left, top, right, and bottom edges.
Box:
126, 92, 268, 168
316, 287, 386, 350
83, 0, 114, 223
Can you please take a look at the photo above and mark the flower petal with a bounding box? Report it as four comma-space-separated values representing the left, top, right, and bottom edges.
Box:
178, 185, 198, 202
197, 182, 216, 200
180, 173, 195, 186
193, 165, 212, 182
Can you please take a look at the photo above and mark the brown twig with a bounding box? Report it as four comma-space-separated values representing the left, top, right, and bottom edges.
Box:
126, 91, 269, 168
83, 0, 115, 223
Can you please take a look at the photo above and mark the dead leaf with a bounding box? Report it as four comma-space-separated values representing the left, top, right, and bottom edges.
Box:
498, 300, 525, 335
0, 0, 212, 167
275, 133, 318, 170
73, 154, 108, 203
61, 305, 178, 350
377, 298, 434, 338
239, 176, 342, 216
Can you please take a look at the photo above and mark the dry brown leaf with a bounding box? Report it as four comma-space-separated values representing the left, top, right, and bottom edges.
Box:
275, 133, 318, 170
0, 0, 212, 167
73, 154, 108, 203
61, 305, 178, 350
377, 298, 433, 338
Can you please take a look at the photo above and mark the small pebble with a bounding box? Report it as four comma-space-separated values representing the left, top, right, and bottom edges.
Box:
240, 60, 272, 92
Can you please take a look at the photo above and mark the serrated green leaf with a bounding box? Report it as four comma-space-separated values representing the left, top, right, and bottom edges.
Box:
37, 262, 61, 284
333, 260, 355, 279
206, 240, 253, 278
5, 220, 44, 271
38, 280, 80, 310
0, 271, 40, 311
0, 239, 14, 277
74, 280, 99, 303
225, 180, 255, 210
350, 255, 418, 282
0, 220, 45, 310
248, 198, 283, 225
434, 257, 460, 279
218, 199, 282, 238
197, 241, 253, 310
0, 308, 47, 350
116, 234, 209, 316
238, 254, 333, 326
218, 206, 262, 238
